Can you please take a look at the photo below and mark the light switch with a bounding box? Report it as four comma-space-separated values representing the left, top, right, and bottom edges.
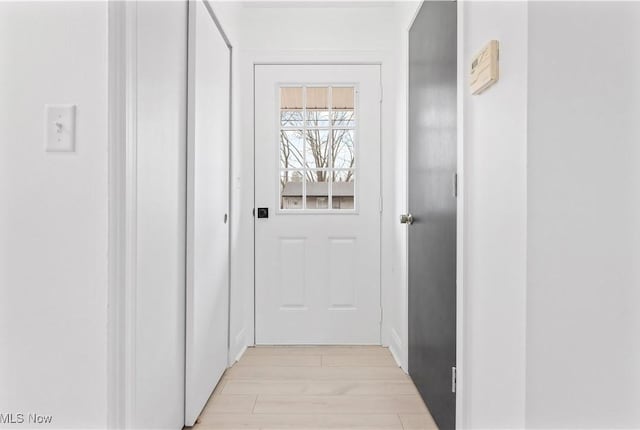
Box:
45, 104, 76, 152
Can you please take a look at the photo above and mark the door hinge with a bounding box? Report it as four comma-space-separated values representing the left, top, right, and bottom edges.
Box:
380, 84, 383, 103
453, 173, 458, 198
379, 195, 383, 213
379, 306, 383, 324
451, 366, 457, 393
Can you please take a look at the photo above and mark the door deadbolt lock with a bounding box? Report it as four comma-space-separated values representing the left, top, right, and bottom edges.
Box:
257, 208, 269, 219
400, 213, 414, 225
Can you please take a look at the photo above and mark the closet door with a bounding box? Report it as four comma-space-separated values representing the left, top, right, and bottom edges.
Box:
407, 1, 457, 429
185, 0, 231, 425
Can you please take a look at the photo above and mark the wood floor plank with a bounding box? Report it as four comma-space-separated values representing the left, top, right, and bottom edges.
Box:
221, 380, 419, 396
211, 378, 228, 396
197, 395, 257, 417
193, 413, 403, 429
399, 413, 439, 430
245, 346, 390, 356
253, 395, 428, 414
196, 347, 429, 430
225, 365, 409, 381
234, 354, 322, 367
322, 353, 397, 367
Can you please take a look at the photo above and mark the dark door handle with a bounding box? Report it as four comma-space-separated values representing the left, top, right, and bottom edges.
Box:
257, 208, 269, 219
400, 213, 414, 225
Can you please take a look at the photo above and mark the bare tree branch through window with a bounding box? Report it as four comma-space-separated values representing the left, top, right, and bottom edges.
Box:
279, 86, 356, 210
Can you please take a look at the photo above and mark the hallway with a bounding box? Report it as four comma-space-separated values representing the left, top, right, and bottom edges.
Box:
4, 1, 640, 429
192, 346, 437, 429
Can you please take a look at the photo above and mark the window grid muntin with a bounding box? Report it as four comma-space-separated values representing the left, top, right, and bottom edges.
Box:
279, 85, 357, 212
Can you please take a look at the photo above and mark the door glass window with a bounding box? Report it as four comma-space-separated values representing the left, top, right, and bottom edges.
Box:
279, 86, 356, 211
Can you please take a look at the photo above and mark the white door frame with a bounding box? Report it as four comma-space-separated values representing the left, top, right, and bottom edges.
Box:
107, 1, 233, 428
227, 51, 396, 363
242, 55, 389, 357
455, 3, 466, 427
107, 2, 138, 428
252, 63, 384, 345
251, 59, 384, 348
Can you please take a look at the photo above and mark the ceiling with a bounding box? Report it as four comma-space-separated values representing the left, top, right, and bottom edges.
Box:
239, 1, 397, 8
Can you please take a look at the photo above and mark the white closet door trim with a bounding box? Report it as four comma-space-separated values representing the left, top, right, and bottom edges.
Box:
107, 1, 138, 429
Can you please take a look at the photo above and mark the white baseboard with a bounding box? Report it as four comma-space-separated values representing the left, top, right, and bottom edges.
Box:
233, 344, 248, 364
229, 327, 249, 366
388, 328, 406, 372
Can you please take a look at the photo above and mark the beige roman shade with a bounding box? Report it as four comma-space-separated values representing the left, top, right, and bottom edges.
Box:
332, 87, 354, 110
280, 86, 354, 110
280, 87, 303, 110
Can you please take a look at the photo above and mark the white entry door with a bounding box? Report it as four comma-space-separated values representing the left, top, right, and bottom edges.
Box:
185, 1, 230, 426
255, 65, 381, 345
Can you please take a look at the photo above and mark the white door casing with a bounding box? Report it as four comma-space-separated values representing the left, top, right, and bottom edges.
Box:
185, 1, 230, 426
254, 64, 381, 345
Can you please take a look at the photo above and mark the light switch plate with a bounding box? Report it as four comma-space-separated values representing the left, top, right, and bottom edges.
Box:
470, 40, 499, 95
45, 104, 76, 152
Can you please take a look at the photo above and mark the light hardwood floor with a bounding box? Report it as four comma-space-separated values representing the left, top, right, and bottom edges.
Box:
191, 346, 438, 430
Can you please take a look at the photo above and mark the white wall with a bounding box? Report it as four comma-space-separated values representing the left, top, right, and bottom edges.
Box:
0, 2, 190, 429
462, 2, 528, 428
526, 2, 640, 428
0, 2, 109, 428
462, 1, 640, 428
214, 2, 411, 364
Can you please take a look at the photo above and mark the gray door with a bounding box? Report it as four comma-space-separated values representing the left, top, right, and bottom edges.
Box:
407, 1, 457, 429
